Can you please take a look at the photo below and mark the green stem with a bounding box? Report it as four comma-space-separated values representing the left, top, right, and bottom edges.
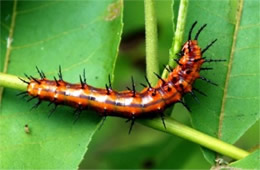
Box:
139, 117, 249, 160
162, 0, 188, 79
169, 0, 188, 64
144, 0, 159, 85
0, 73, 27, 91
0, 0, 18, 106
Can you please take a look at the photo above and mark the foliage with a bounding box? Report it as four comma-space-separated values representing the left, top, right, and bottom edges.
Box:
0, 0, 259, 169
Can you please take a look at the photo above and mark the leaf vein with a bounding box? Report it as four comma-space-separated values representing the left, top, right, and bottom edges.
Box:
218, 0, 244, 140
16, 1, 58, 15
12, 18, 100, 50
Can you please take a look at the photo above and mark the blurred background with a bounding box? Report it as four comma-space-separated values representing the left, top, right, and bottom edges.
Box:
79, 1, 259, 169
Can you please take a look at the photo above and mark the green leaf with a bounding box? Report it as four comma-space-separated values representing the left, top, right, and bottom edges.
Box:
229, 149, 260, 169
172, 0, 259, 163
0, 0, 123, 169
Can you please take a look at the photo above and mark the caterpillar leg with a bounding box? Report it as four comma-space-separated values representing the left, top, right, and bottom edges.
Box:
179, 100, 191, 112
73, 107, 83, 124
98, 115, 107, 130
16, 91, 28, 98
31, 99, 42, 110
126, 116, 135, 134
27, 96, 37, 102
48, 104, 58, 118
189, 91, 200, 103
193, 87, 207, 96
160, 113, 166, 129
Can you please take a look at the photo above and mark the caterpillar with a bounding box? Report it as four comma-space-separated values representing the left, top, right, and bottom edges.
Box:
18, 21, 225, 134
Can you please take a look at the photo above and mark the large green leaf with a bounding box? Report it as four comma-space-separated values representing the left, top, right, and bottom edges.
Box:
172, 0, 259, 163
0, 0, 123, 168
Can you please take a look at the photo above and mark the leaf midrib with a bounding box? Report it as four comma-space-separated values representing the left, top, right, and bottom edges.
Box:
0, 0, 17, 106
218, 0, 244, 140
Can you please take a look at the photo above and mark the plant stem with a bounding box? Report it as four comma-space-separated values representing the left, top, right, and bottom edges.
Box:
144, 0, 159, 85
139, 117, 249, 160
0, 0, 18, 106
169, 0, 188, 64
162, 0, 188, 79
0, 73, 26, 91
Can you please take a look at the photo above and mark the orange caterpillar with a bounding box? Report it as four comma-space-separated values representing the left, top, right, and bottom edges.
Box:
18, 22, 225, 133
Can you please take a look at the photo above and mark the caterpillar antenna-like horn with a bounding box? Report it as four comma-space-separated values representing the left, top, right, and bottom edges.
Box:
195, 24, 207, 40
188, 21, 198, 40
